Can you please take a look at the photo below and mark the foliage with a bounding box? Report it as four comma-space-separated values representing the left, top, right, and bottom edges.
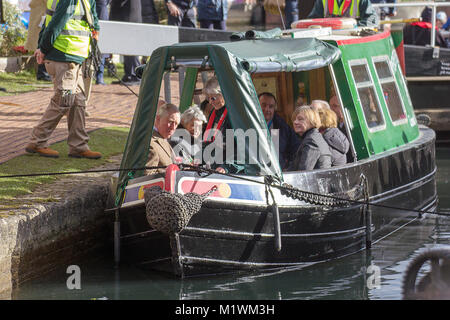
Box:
155, 0, 169, 24
0, 1, 27, 56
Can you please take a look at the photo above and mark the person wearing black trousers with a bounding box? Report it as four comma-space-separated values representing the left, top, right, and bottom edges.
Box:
94, 0, 111, 85
110, 0, 159, 85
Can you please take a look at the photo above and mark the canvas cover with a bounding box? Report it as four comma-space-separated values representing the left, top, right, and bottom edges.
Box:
115, 37, 341, 204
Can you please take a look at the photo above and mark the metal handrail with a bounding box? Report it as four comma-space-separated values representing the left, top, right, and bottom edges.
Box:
371, 1, 450, 47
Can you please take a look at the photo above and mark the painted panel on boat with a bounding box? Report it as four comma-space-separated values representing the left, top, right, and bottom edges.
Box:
121, 178, 165, 208
177, 177, 267, 204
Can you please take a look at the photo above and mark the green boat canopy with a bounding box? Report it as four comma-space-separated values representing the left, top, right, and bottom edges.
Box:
115, 37, 341, 203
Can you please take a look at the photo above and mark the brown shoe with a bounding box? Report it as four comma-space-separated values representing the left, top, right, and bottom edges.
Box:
68, 150, 102, 159
25, 145, 59, 158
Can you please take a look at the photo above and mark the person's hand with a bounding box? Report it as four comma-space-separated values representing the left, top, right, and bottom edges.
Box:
92, 30, 99, 40
215, 167, 226, 174
167, 1, 180, 17
34, 49, 45, 65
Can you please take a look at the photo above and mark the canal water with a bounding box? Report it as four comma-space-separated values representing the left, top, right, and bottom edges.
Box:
12, 148, 450, 300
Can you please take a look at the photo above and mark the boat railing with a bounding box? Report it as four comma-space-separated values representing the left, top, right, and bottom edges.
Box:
371, 1, 450, 47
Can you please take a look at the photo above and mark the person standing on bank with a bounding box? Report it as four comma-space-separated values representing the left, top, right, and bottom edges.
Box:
25, 0, 102, 159
110, 0, 159, 85
24, 0, 52, 81
197, 0, 228, 30
94, 0, 111, 85
166, 0, 197, 28
307, 0, 379, 27
285, 0, 299, 28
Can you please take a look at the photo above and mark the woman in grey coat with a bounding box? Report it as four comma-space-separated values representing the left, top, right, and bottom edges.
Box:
287, 106, 332, 171
318, 108, 350, 166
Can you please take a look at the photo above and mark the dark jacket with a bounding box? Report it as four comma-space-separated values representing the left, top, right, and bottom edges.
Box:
403, 7, 448, 48
270, 113, 301, 170
322, 127, 349, 166
403, 23, 448, 48
197, 0, 228, 21
165, 0, 197, 9
370, 0, 396, 16
288, 128, 332, 171
110, 0, 159, 24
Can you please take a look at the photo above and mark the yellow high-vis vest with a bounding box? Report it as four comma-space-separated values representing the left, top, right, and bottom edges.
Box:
322, 0, 360, 19
45, 0, 91, 58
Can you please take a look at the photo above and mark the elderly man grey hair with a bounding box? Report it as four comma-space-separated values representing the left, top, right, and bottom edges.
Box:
156, 103, 180, 118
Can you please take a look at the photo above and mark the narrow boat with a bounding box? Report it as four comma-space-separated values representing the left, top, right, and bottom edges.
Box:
109, 19, 437, 278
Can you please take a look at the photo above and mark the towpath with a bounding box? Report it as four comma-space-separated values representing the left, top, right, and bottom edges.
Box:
0, 84, 139, 164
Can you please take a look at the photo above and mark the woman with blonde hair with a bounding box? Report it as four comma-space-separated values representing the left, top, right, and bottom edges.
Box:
287, 105, 332, 171
318, 108, 349, 167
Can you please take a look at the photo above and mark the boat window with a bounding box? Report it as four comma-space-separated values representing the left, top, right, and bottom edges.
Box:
373, 58, 407, 125
349, 60, 385, 131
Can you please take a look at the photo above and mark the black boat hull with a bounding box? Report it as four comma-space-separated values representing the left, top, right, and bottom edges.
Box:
117, 127, 437, 277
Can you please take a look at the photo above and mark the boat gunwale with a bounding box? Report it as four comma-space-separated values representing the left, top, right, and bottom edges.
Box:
119, 126, 435, 211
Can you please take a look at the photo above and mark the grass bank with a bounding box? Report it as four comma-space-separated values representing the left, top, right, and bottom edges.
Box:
0, 63, 125, 97
0, 127, 129, 202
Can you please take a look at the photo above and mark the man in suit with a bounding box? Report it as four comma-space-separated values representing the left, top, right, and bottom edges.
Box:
258, 92, 300, 170
146, 103, 181, 175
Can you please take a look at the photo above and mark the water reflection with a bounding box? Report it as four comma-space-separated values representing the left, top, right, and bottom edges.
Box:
13, 215, 449, 300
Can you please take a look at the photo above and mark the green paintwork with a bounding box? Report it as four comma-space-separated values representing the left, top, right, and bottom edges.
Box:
114, 30, 420, 205
179, 68, 198, 112
328, 33, 419, 159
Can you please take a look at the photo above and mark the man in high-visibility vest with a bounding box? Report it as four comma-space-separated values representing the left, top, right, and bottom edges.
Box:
25, 0, 102, 159
307, 0, 379, 27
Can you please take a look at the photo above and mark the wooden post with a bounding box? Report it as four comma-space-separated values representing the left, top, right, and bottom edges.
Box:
114, 208, 121, 268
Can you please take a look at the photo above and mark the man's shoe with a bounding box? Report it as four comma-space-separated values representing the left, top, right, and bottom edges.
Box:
25, 145, 59, 158
37, 74, 52, 81
68, 150, 102, 159
112, 76, 140, 86
37, 64, 52, 82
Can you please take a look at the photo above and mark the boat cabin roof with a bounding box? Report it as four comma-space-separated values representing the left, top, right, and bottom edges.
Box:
116, 28, 419, 198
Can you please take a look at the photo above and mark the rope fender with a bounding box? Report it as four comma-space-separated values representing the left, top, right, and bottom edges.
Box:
144, 185, 217, 234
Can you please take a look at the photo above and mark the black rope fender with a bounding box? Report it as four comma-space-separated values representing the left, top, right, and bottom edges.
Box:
143, 185, 217, 234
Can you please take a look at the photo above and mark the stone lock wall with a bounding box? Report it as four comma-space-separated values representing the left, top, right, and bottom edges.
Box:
0, 183, 113, 299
